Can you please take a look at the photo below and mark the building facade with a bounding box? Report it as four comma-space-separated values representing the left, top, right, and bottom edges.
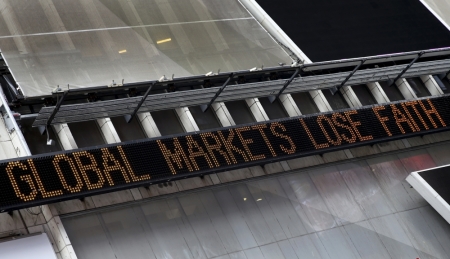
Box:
0, 0, 450, 258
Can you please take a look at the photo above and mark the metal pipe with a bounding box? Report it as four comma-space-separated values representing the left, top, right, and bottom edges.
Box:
268, 67, 301, 103
125, 83, 154, 123
46, 91, 68, 126
330, 59, 365, 95
389, 51, 424, 87
201, 73, 234, 112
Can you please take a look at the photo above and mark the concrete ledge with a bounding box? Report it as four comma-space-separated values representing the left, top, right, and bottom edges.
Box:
212, 102, 235, 127
367, 82, 390, 103
52, 124, 77, 150
137, 112, 161, 138
396, 78, 416, 100
176, 107, 199, 132
279, 94, 302, 117
310, 90, 333, 112
246, 98, 269, 122
420, 75, 444, 96
96, 118, 121, 144
340, 86, 362, 108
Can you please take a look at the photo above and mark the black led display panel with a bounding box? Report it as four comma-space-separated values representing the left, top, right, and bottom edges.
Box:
419, 166, 450, 204
2, 95, 450, 212
256, 0, 450, 61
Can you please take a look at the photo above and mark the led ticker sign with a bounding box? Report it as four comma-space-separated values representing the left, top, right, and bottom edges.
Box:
1, 95, 450, 212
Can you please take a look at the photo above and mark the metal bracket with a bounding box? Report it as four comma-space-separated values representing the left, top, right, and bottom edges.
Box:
38, 125, 46, 135
329, 86, 339, 95
330, 59, 366, 95
125, 83, 154, 123
201, 73, 234, 112
389, 51, 424, 87
39, 91, 68, 135
268, 68, 301, 103
444, 69, 450, 80
1, 106, 15, 133
3, 114, 15, 132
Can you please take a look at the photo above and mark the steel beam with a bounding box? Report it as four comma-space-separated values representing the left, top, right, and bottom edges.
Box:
330, 59, 365, 95
268, 67, 301, 103
389, 51, 424, 87
39, 90, 68, 135
125, 83, 155, 123
201, 73, 234, 112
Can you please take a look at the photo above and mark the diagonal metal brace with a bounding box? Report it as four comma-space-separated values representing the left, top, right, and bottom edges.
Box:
330, 59, 366, 95
201, 73, 234, 112
39, 91, 68, 135
268, 67, 301, 103
125, 83, 154, 123
389, 51, 424, 87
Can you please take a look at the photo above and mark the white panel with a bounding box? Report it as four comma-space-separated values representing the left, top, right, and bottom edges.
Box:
406, 170, 450, 224
0, 233, 57, 259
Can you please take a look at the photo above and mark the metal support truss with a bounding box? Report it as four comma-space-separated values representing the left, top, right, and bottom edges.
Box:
201, 73, 234, 112
38, 91, 68, 135
330, 59, 366, 95
125, 83, 155, 123
268, 67, 301, 103
389, 51, 424, 87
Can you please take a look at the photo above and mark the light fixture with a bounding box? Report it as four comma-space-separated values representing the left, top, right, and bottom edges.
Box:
257, 198, 262, 201
243, 198, 247, 201
45, 126, 54, 146
157, 38, 172, 44
118, 50, 127, 54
